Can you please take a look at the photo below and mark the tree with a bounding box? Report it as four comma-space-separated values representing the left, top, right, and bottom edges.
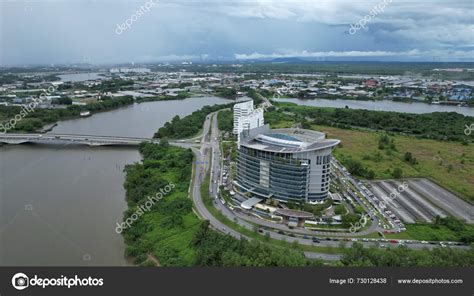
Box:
404, 152, 418, 165
392, 168, 403, 178
334, 204, 346, 215
342, 213, 359, 227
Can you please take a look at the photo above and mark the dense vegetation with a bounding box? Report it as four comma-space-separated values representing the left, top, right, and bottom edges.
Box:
0, 96, 134, 133
122, 142, 198, 266
91, 79, 135, 92
192, 221, 322, 266
154, 103, 234, 139
245, 88, 265, 105
135, 92, 190, 103
213, 87, 237, 99
217, 110, 233, 133
399, 217, 474, 243
268, 102, 473, 143
0, 73, 60, 84
341, 243, 474, 267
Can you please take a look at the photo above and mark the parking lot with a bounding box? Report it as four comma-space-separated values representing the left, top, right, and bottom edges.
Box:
369, 178, 473, 224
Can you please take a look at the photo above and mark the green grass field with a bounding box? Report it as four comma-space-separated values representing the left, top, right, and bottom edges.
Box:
306, 124, 474, 204
381, 223, 474, 242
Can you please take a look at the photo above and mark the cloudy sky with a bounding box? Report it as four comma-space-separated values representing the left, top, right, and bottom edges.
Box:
0, 0, 473, 65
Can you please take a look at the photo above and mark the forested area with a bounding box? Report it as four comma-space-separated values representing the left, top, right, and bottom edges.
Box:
341, 243, 474, 267
217, 110, 233, 133
154, 103, 234, 139
268, 102, 473, 143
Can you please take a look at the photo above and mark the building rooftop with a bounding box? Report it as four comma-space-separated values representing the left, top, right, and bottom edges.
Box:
240, 125, 340, 153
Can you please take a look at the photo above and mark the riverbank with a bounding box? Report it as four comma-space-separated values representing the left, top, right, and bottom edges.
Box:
275, 94, 472, 106
0, 94, 238, 135
0, 96, 134, 134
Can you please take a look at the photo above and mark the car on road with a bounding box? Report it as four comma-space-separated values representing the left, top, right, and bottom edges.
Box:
303, 235, 309, 239
312, 237, 320, 243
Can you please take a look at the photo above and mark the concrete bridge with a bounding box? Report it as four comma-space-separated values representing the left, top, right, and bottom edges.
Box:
0, 133, 199, 147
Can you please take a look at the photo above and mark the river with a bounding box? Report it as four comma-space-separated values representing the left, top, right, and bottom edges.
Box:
276, 98, 474, 116
0, 96, 230, 266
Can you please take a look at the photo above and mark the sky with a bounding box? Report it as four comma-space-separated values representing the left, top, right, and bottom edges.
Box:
0, 0, 473, 65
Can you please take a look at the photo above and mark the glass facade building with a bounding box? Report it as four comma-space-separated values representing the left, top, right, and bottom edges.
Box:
235, 125, 340, 203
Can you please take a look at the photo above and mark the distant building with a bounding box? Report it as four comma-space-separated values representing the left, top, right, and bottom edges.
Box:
233, 100, 264, 135
110, 68, 151, 74
236, 108, 265, 142
233, 100, 253, 134
364, 79, 379, 88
